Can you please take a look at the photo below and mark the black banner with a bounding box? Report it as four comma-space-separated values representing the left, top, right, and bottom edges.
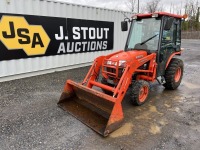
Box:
0, 13, 114, 61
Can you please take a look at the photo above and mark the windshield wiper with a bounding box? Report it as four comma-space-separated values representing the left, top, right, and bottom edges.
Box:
140, 34, 158, 45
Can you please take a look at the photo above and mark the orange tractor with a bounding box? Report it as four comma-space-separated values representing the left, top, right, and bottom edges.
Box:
58, 12, 185, 136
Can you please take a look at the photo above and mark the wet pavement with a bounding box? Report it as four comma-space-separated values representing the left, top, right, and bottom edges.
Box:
0, 39, 200, 150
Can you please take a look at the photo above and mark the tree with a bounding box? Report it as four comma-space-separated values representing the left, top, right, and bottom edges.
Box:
145, 0, 163, 13
126, 0, 137, 13
184, 0, 198, 19
183, 0, 200, 31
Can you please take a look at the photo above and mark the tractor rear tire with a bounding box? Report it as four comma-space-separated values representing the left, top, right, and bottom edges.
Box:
130, 80, 150, 106
101, 78, 113, 96
163, 58, 183, 90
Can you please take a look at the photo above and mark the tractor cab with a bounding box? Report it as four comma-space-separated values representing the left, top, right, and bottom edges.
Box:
122, 12, 184, 77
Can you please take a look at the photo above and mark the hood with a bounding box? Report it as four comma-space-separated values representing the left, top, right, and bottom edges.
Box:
108, 50, 147, 63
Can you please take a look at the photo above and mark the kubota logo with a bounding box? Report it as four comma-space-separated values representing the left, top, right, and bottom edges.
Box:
0, 16, 50, 56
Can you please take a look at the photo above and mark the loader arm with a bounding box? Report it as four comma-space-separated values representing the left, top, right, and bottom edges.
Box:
58, 52, 157, 136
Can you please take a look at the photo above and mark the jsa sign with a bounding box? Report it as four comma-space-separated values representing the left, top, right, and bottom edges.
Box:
0, 16, 50, 56
0, 13, 114, 61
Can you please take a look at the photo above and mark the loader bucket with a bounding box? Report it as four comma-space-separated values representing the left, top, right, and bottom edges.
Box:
58, 80, 124, 136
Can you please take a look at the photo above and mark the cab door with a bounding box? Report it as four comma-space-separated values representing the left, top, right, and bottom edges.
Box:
157, 17, 181, 76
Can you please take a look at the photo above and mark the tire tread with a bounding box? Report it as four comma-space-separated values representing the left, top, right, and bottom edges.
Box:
163, 58, 184, 90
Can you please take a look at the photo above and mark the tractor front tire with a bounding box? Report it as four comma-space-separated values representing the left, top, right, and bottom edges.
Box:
130, 80, 150, 106
101, 78, 113, 95
164, 58, 183, 90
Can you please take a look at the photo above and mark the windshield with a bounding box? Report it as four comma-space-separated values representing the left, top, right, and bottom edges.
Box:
127, 18, 161, 51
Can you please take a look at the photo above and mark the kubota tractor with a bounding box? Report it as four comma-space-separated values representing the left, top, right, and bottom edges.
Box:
58, 12, 186, 136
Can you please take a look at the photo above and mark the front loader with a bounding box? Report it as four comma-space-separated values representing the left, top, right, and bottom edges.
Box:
58, 12, 186, 136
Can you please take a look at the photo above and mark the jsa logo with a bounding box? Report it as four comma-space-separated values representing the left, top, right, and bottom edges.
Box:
0, 16, 50, 56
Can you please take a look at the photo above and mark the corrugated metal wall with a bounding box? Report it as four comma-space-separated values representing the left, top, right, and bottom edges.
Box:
0, 0, 132, 81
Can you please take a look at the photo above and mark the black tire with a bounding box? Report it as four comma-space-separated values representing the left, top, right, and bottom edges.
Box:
101, 78, 113, 95
163, 58, 183, 90
130, 80, 150, 106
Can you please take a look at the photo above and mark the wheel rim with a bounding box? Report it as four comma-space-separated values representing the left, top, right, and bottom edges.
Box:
175, 67, 181, 82
139, 86, 149, 103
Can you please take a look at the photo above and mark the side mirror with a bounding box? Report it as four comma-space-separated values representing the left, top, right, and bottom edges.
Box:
121, 21, 128, 31
164, 18, 174, 30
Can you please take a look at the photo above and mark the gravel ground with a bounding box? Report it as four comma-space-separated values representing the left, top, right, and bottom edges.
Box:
0, 39, 200, 150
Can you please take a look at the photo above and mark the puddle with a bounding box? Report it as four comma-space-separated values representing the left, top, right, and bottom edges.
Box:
186, 64, 198, 67
149, 124, 161, 134
110, 123, 134, 138
164, 104, 171, 108
149, 105, 163, 115
173, 96, 182, 101
149, 118, 168, 134
135, 105, 163, 120
135, 111, 151, 120
182, 97, 200, 104
159, 118, 168, 126
169, 107, 183, 116
182, 81, 200, 89
174, 107, 181, 113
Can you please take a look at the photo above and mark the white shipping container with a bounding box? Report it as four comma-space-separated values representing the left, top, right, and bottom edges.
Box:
0, 0, 132, 82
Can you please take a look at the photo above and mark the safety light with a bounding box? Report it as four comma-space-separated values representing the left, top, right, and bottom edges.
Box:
152, 13, 159, 18
132, 15, 138, 20
183, 14, 188, 19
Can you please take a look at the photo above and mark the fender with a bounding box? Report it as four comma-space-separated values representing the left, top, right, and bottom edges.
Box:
165, 50, 183, 69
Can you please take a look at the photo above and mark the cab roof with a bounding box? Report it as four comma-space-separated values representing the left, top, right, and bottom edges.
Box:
132, 12, 185, 19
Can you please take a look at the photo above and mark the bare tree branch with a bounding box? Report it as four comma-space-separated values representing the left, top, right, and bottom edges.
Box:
125, 0, 137, 13
184, 0, 199, 19
183, 0, 200, 31
145, 0, 163, 13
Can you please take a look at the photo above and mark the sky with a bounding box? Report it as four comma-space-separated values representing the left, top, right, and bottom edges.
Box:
56, 0, 193, 14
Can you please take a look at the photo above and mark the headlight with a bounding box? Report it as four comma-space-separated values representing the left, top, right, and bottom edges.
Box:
106, 60, 112, 65
106, 60, 126, 67
119, 60, 126, 66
